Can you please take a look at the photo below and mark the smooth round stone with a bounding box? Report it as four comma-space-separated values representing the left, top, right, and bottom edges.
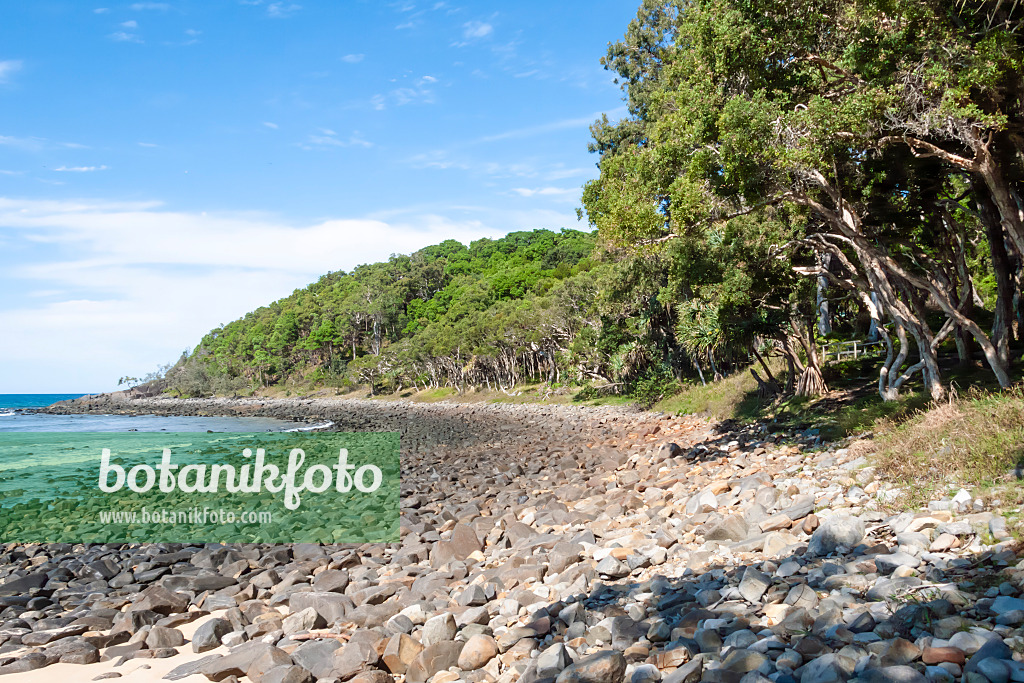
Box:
922, 647, 966, 665
775, 650, 802, 671
926, 665, 956, 683
976, 658, 1011, 683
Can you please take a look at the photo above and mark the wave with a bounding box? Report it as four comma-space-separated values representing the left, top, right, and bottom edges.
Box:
284, 421, 335, 432
0, 411, 17, 418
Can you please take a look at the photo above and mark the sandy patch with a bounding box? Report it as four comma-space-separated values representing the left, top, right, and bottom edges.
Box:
1, 612, 229, 683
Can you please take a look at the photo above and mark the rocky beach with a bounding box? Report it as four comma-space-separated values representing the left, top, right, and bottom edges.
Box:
1, 396, 1022, 683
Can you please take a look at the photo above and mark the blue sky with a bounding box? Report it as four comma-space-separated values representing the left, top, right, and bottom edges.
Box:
0, 1, 637, 393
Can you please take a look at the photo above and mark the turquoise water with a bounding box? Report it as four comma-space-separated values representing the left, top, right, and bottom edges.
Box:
0, 394, 299, 433
0, 393, 87, 410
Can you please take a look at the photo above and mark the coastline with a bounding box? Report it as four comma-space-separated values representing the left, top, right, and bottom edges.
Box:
3, 394, 1020, 683
36, 394, 691, 454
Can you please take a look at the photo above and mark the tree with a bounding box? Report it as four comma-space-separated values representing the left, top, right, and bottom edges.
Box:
583, 0, 1023, 401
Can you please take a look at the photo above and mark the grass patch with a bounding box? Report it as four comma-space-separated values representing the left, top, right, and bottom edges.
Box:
874, 386, 1024, 487
654, 369, 765, 421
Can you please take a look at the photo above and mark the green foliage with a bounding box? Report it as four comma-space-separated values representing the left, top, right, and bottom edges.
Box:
170, 229, 656, 394
155, 0, 1024, 410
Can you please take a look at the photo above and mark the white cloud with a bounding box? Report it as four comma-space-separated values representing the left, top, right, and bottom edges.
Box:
109, 31, 143, 43
349, 134, 373, 149
93, 7, 110, 13
510, 187, 578, 198
54, 165, 109, 172
419, 75, 437, 84
0, 196, 537, 391
369, 83, 435, 110
0, 60, 23, 84
544, 166, 593, 181
462, 21, 492, 39
266, 2, 301, 17
341, 53, 364, 63
120, 19, 139, 28
138, 141, 159, 147
185, 28, 201, 36
129, 2, 169, 9
263, 121, 279, 129
302, 129, 372, 149
477, 107, 626, 143
0, 170, 23, 176
0, 134, 46, 151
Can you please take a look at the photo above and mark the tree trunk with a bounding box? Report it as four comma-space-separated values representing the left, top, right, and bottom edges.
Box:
751, 346, 781, 388
980, 186, 1015, 369
867, 292, 881, 342
817, 252, 833, 336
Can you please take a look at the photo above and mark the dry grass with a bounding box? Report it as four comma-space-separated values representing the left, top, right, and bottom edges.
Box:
874, 385, 1024, 487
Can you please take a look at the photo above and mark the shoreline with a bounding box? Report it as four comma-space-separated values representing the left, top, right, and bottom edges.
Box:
36, 394, 689, 455
3, 394, 1021, 683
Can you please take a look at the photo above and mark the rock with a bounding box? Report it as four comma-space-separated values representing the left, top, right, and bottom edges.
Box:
259, 665, 313, 683
246, 647, 294, 682
290, 639, 342, 680
991, 597, 1024, 615
382, 633, 423, 675
349, 672, 394, 683
688, 490, 718, 514
951, 632, 1001, 656
46, 638, 101, 664
952, 489, 973, 512
874, 552, 922, 574
199, 643, 288, 682
808, 515, 865, 556
405, 641, 464, 683
596, 556, 630, 578
536, 643, 573, 678
963, 638, 1013, 674
861, 666, 928, 683
330, 633, 382, 680
457, 634, 499, 671
797, 652, 855, 683
146, 626, 185, 649
662, 658, 702, 683
21, 624, 89, 646
283, 607, 326, 634
703, 515, 748, 542
555, 650, 627, 683
312, 570, 350, 593
922, 647, 966, 665
432, 524, 482, 566
0, 653, 50, 674
976, 658, 1011, 683
721, 649, 768, 674
421, 613, 457, 647
738, 567, 771, 604
760, 514, 793, 533
630, 663, 662, 683
880, 638, 921, 666
288, 593, 354, 625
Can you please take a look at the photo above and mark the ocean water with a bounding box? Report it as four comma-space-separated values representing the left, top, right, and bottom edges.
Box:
0, 393, 299, 433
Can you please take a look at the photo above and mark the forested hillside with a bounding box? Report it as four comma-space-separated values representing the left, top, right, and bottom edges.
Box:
166, 229, 647, 396
162, 0, 1024, 405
